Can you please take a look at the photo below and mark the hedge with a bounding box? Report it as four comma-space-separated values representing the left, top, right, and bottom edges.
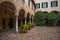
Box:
34, 11, 60, 26
57, 12, 60, 26
47, 11, 57, 26
34, 11, 47, 26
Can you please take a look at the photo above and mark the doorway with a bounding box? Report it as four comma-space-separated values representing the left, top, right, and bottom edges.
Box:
2, 18, 6, 29
9, 18, 14, 29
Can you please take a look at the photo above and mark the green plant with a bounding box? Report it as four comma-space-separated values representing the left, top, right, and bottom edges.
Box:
28, 22, 32, 29
31, 23, 35, 28
28, 22, 32, 27
57, 13, 60, 26
20, 21, 24, 30
23, 25, 29, 30
47, 12, 57, 26
19, 21, 27, 33
20, 29, 27, 33
34, 11, 47, 26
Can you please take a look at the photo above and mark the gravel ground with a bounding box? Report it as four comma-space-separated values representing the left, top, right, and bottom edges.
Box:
0, 26, 60, 40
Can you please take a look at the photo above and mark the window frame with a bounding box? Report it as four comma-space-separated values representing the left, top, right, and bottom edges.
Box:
42, 2, 48, 8
51, 1, 58, 7
35, 3, 40, 9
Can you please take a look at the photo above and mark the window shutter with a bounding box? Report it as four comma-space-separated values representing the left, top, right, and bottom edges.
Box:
42, 3, 43, 8
56, 1, 58, 7
39, 3, 40, 8
51, 2, 52, 7
46, 2, 48, 8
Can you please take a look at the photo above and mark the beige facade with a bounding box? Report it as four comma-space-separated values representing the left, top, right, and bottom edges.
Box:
0, 0, 35, 30
35, 0, 60, 12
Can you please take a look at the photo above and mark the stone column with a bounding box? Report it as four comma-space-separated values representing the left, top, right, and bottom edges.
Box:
29, 16, 31, 22
25, 17, 27, 25
15, 10, 19, 32
16, 15, 18, 32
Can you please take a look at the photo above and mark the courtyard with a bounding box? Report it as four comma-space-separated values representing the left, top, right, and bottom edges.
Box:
0, 26, 60, 40
0, 0, 60, 40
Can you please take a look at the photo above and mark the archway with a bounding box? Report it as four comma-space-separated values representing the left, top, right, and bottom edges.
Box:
18, 9, 26, 27
31, 15, 33, 23
51, 11, 59, 14
0, 1, 16, 30
42, 11, 48, 26
27, 13, 30, 24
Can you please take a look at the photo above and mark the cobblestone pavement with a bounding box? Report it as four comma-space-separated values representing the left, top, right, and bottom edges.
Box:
0, 26, 60, 40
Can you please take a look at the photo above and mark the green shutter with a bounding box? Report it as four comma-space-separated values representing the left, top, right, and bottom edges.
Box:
51, 2, 52, 7
42, 3, 43, 8
39, 3, 40, 8
46, 2, 48, 8
56, 1, 58, 7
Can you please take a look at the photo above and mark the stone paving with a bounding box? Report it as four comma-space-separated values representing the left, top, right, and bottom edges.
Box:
0, 26, 60, 40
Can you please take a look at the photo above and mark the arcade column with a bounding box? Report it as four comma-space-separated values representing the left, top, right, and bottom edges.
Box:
25, 17, 27, 25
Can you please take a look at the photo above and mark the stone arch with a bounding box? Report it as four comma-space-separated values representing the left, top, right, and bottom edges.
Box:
50, 11, 59, 14
42, 11, 48, 26
18, 9, 26, 27
27, 12, 30, 24
19, 9, 26, 17
42, 11, 48, 13
0, 0, 17, 9
27, 13, 30, 17
0, 1, 16, 12
31, 14, 33, 23
0, 1, 16, 30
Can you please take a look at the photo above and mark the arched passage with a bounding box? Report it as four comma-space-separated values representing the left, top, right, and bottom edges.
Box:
31, 15, 33, 23
27, 13, 30, 24
0, 1, 16, 30
18, 9, 26, 27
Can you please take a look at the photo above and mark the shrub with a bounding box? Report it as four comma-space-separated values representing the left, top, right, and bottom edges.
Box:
20, 21, 24, 30
20, 29, 27, 33
34, 11, 60, 26
31, 23, 35, 28
28, 22, 32, 29
47, 12, 57, 26
23, 25, 29, 30
19, 21, 27, 33
34, 11, 47, 26
42, 11, 48, 25
57, 12, 60, 26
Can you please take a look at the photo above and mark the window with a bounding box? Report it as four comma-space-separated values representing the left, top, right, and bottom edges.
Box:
51, 1, 58, 7
42, 2, 48, 8
36, 3, 40, 9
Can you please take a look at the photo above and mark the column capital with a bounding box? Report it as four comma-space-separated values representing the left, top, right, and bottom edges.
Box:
15, 14, 19, 16
15, 11, 19, 16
